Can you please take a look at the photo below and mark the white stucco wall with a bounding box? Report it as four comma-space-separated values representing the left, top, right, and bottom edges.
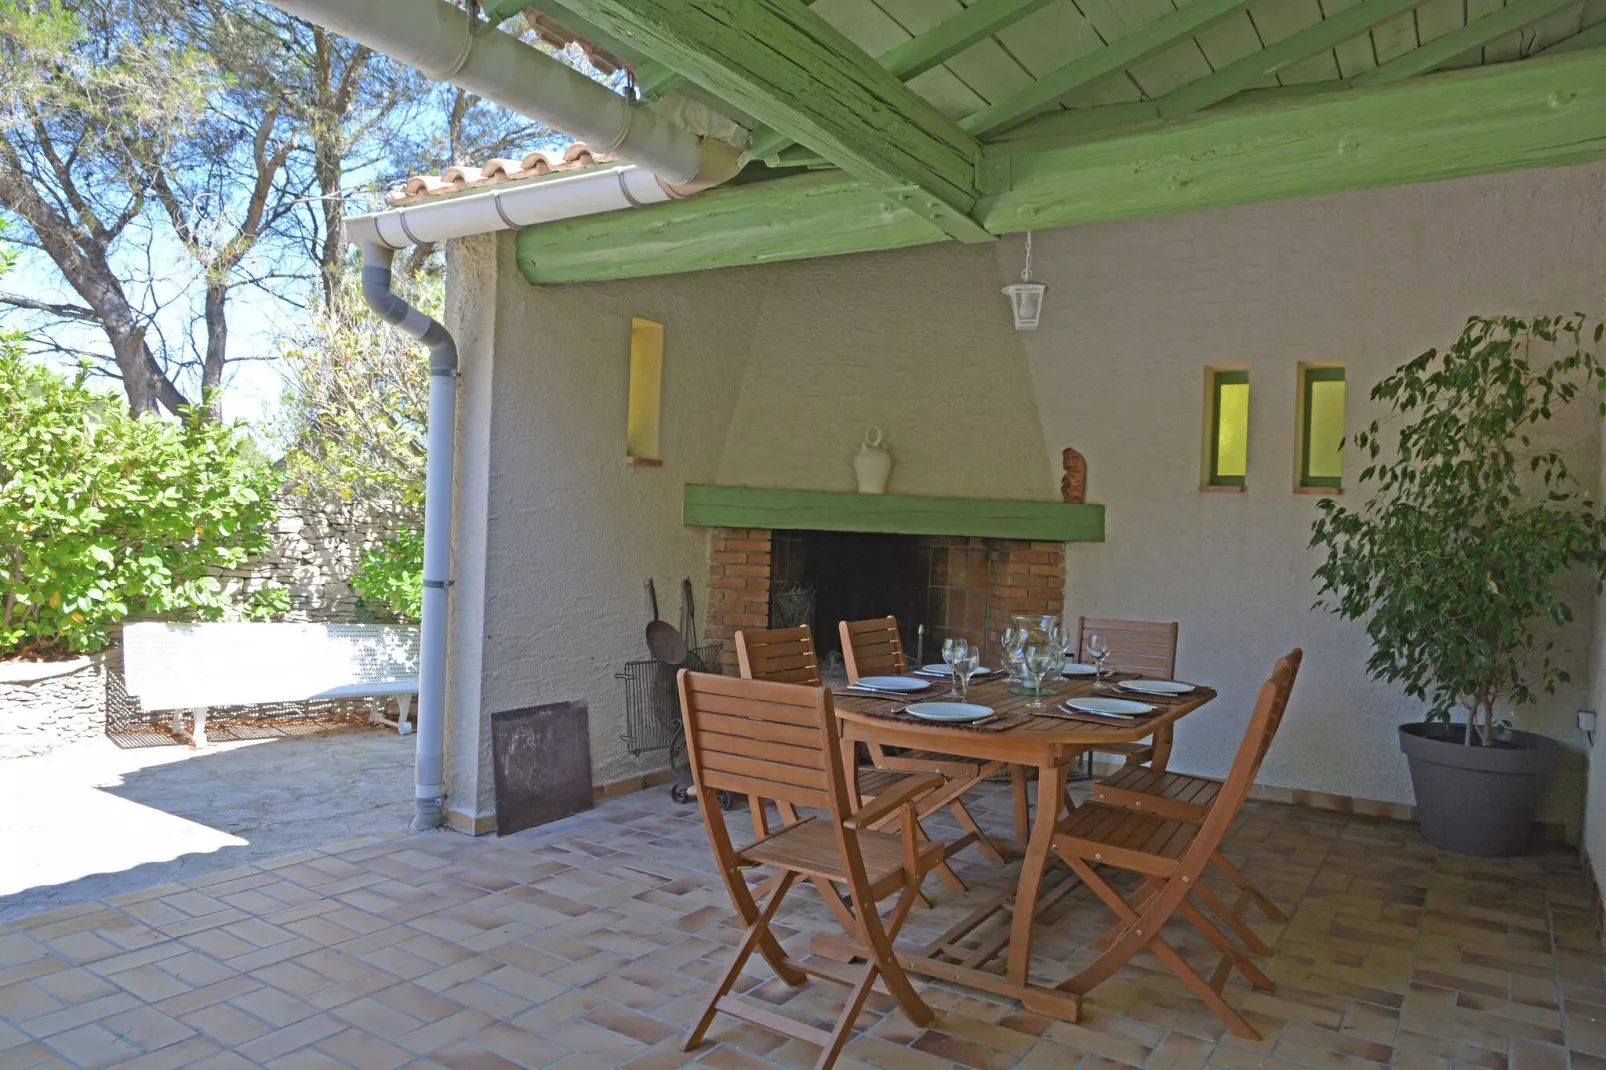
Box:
1016, 167, 1606, 835
454, 237, 765, 810
715, 243, 1051, 499
459, 159, 1606, 840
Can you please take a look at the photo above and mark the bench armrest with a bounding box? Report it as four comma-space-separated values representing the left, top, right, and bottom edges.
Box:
844, 773, 943, 830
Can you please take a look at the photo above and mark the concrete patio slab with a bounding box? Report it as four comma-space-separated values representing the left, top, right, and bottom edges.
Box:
0, 728, 414, 923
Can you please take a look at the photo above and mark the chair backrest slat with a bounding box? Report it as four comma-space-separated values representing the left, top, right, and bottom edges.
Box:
1075, 617, 1178, 678
679, 671, 844, 815
1189, 649, 1302, 855
840, 617, 906, 681
736, 626, 822, 686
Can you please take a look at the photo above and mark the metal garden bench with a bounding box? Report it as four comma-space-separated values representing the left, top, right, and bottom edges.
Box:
122, 622, 420, 747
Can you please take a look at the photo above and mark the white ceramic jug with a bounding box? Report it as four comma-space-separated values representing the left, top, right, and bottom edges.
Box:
854, 425, 893, 494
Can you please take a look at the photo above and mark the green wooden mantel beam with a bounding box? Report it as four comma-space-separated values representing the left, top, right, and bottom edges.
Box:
516, 47, 1606, 285
683, 485, 1105, 542
555, 0, 991, 243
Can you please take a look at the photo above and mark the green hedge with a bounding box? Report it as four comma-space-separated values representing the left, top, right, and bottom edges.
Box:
1, 352, 283, 658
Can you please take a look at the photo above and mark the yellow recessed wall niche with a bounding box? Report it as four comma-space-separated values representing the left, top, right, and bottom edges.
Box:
627, 317, 664, 463
1205, 368, 1249, 488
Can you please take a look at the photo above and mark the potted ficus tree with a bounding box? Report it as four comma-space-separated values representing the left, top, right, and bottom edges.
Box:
1311, 314, 1606, 856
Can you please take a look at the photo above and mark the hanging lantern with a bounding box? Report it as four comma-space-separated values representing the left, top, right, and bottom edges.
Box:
1002, 230, 1046, 331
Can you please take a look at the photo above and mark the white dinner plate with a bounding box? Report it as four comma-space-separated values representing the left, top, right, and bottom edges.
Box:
904, 701, 994, 723
1062, 662, 1097, 676
1063, 697, 1155, 717
854, 676, 931, 693
919, 664, 994, 676
1119, 679, 1194, 695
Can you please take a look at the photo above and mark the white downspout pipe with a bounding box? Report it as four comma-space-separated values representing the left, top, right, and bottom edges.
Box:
260, 0, 742, 191
361, 242, 453, 832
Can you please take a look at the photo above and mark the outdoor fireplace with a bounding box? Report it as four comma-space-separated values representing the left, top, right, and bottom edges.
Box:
704, 527, 1064, 670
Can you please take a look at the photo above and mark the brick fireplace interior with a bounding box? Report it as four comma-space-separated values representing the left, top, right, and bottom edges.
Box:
704, 527, 1065, 672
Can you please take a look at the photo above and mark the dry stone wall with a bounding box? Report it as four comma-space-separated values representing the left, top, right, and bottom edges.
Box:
1, 499, 410, 757
218, 500, 411, 623
0, 655, 109, 759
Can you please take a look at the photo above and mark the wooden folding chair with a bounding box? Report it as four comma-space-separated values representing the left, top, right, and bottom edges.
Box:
1076, 616, 1180, 769
838, 617, 1007, 868
737, 626, 970, 896
1090, 649, 1304, 950
1048, 656, 1298, 1040
677, 670, 945, 1069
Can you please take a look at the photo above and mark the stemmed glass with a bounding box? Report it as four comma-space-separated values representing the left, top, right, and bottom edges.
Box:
1086, 633, 1112, 690
952, 643, 981, 703
1000, 626, 1026, 686
941, 637, 965, 696
1022, 647, 1058, 708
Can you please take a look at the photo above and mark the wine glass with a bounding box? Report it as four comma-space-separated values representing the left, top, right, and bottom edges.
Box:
952, 644, 981, 702
1000, 626, 1024, 679
1086, 634, 1112, 690
941, 637, 965, 696
1023, 647, 1058, 708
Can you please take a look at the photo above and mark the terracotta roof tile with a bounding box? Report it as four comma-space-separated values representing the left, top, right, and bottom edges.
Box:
388, 142, 620, 205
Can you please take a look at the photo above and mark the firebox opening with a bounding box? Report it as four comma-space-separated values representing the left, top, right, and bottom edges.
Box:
769, 531, 992, 668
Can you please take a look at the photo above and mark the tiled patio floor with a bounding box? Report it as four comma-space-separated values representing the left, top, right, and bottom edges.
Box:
1, 780, 1601, 1070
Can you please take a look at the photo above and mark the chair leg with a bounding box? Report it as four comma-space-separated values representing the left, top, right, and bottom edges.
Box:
853, 883, 932, 1028
1189, 878, 1273, 957
1058, 858, 1259, 1041
1211, 850, 1287, 922
814, 957, 882, 1070
1148, 877, 1275, 992
686, 871, 799, 1051
948, 798, 1006, 865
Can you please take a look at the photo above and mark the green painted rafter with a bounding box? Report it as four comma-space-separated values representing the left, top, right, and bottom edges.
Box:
1535, 16, 1606, 55
555, 0, 991, 242
513, 48, 1606, 285
1156, 0, 1427, 117
1352, 0, 1581, 84
961, 0, 1261, 137
880, 0, 1061, 80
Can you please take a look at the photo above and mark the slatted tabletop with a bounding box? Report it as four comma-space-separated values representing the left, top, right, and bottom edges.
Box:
832, 672, 1217, 767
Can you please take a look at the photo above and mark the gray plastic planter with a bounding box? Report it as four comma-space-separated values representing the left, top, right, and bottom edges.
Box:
1398, 724, 1557, 856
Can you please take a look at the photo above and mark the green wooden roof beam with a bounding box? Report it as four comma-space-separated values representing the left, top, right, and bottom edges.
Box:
1157, 0, 1428, 117
1353, 0, 1580, 84
991, 47, 1606, 231
881, 0, 1062, 80
753, 0, 1059, 165
1535, 15, 1606, 54
556, 0, 991, 243
514, 48, 1606, 284
516, 169, 943, 284
961, 0, 1261, 137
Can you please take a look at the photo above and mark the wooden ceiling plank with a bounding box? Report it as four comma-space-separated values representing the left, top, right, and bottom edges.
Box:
1353, 0, 1581, 83
960, 0, 1262, 136
1156, 0, 1428, 116
880, 0, 1062, 79
514, 48, 1606, 284
555, 0, 990, 241
1535, 9, 1606, 50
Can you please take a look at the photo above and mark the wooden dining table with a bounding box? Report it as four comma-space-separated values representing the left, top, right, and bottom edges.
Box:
823, 671, 1218, 1021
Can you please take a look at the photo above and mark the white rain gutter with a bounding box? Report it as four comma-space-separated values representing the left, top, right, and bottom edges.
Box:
347, 163, 673, 250
265, 0, 747, 831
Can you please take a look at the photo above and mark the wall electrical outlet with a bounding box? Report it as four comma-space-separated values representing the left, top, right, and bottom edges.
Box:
1580, 710, 1597, 737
